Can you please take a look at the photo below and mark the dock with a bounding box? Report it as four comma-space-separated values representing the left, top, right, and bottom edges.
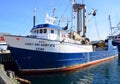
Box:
0, 64, 19, 84
0, 64, 31, 84
0, 51, 31, 84
0, 50, 14, 63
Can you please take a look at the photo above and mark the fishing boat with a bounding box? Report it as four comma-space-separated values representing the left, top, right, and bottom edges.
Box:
108, 34, 120, 54
108, 15, 120, 54
4, 1, 118, 73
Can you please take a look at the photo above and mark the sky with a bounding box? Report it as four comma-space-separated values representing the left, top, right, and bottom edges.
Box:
0, 0, 120, 41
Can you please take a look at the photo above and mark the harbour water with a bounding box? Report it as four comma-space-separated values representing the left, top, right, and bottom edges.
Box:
19, 57, 120, 84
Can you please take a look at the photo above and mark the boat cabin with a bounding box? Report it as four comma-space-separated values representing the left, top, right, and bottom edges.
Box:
30, 24, 67, 40
108, 35, 120, 42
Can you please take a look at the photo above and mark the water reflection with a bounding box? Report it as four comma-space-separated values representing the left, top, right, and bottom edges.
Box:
92, 58, 120, 84
21, 58, 120, 84
21, 67, 94, 84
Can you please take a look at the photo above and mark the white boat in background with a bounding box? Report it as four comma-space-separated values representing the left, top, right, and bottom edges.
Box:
0, 33, 10, 53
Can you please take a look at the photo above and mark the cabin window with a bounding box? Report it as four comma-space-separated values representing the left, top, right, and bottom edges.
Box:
37, 30, 39, 34
51, 30, 54, 33
40, 29, 42, 33
34, 30, 36, 33
44, 29, 47, 33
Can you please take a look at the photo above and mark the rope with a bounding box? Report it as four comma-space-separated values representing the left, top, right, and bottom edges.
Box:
93, 16, 100, 40
58, 0, 71, 27
60, 0, 70, 20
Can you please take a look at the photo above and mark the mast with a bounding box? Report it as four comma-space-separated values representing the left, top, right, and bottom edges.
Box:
108, 15, 120, 36
77, 5, 82, 34
83, 4, 86, 37
73, 3, 86, 37
33, 8, 36, 27
108, 15, 112, 36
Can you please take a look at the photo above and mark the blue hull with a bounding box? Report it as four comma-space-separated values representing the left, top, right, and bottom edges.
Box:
9, 46, 118, 72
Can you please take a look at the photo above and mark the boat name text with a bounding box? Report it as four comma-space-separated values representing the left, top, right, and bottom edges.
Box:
25, 43, 55, 47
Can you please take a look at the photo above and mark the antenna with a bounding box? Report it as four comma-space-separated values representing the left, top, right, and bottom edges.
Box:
53, 8, 56, 18
45, 13, 56, 24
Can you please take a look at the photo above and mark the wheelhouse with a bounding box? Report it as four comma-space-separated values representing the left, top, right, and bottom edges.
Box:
30, 24, 67, 40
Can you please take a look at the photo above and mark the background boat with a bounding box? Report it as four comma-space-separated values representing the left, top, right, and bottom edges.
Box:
108, 15, 120, 54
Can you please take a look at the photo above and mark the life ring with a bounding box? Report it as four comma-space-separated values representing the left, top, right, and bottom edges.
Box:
118, 38, 120, 42
0, 36, 5, 41
62, 34, 66, 38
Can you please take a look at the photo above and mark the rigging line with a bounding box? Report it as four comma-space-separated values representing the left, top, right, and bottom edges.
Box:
45, 0, 54, 16
93, 16, 100, 40
58, 0, 71, 26
49, 0, 54, 16
60, 0, 71, 20
77, 0, 84, 4
82, 0, 84, 4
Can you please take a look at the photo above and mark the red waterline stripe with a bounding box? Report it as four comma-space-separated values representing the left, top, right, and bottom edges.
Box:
20, 55, 118, 74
